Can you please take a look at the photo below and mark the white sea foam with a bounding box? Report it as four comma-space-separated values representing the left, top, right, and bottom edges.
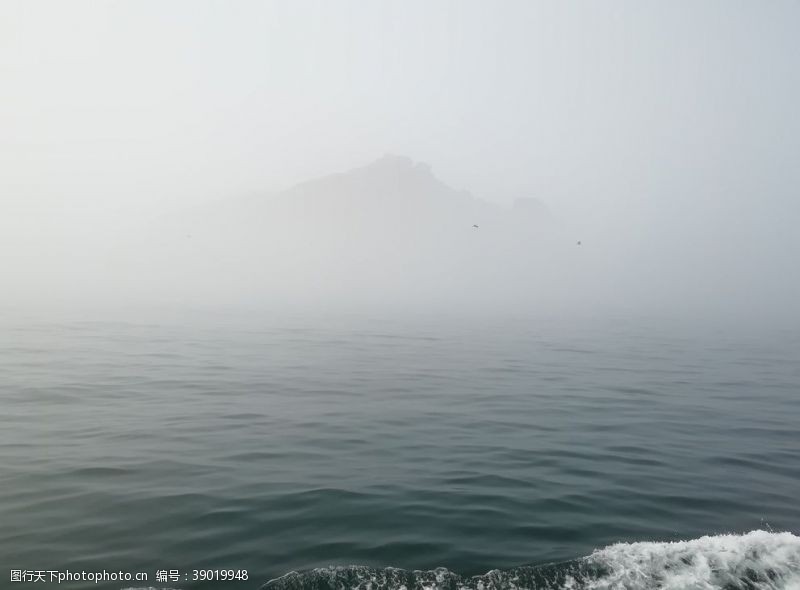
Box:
262, 530, 800, 590
582, 530, 800, 590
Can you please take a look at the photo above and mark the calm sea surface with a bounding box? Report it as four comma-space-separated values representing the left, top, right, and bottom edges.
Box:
1, 312, 799, 589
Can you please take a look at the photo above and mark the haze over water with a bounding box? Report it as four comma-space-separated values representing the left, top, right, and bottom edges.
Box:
3, 1, 800, 320
2, 2, 799, 589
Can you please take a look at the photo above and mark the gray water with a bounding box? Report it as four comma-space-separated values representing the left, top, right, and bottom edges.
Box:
1, 311, 799, 589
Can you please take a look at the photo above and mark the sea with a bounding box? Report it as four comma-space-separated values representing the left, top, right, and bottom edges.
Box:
1, 310, 799, 590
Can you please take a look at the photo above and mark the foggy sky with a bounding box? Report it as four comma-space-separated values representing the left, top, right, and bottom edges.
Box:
2, 1, 799, 319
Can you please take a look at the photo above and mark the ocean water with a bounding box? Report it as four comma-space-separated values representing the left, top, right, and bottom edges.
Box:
1, 311, 799, 590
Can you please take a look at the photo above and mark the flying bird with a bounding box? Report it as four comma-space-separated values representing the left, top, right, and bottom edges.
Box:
576, 241, 582, 245
472, 224, 479, 229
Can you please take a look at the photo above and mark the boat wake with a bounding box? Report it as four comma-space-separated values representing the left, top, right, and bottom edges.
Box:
261, 530, 800, 590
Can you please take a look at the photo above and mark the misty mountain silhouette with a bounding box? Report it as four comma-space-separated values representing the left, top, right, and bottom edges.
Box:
195, 154, 551, 232
127, 156, 578, 309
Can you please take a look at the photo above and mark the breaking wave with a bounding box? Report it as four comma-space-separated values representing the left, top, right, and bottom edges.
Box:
261, 531, 800, 590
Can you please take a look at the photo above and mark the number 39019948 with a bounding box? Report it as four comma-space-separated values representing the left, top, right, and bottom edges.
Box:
192, 569, 249, 581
